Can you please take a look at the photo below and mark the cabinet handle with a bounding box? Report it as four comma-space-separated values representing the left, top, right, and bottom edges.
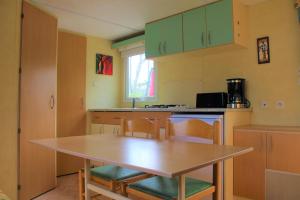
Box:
50, 95, 55, 110
163, 41, 167, 54
208, 31, 212, 45
267, 135, 273, 153
201, 32, 205, 46
270, 135, 273, 152
158, 42, 162, 54
259, 134, 264, 152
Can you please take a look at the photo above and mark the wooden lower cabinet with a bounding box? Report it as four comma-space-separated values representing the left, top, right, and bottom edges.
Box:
90, 111, 171, 128
234, 126, 300, 200
267, 133, 300, 174
234, 130, 266, 200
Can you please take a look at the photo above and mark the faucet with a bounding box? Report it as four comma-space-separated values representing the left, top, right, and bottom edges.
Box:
132, 98, 136, 108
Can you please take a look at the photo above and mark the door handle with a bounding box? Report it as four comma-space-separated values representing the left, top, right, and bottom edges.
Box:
208, 31, 212, 45
50, 95, 55, 110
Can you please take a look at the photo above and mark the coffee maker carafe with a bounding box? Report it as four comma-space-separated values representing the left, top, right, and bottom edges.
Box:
227, 78, 247, 108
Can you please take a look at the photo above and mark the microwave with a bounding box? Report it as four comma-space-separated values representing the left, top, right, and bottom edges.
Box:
196, 92, 228, 108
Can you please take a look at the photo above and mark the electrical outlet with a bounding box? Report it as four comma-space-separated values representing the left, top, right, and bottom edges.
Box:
275, 100, 285, 109
260, 100, 268, 108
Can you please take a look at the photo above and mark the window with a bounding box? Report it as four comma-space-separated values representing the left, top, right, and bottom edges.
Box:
125, 53, 156, 101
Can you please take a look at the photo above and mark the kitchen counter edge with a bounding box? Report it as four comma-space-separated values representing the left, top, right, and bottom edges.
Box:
88, 108, 252, 113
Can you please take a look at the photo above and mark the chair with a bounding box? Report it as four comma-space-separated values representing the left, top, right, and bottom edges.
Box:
79, 117, 160, 200
127, 118, 221, 200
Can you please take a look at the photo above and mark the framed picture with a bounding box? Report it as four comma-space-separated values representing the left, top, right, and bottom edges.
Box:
96, 53, 113, 75
257, 37, 270, 64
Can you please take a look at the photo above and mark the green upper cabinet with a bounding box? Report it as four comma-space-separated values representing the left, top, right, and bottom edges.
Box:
183, 7, 207, 51
206, 0, 233, 47
145, 0, 247, 58
145, 14, 183, 58
145, 20, 162, 58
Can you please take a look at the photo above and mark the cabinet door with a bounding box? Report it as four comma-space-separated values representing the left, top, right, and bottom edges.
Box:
57, 31, 86, 176
206, 0, 233, 47
183, 7, 207, 51
267, 133, 300, 174
160, 14, 183, 55
20, 2, 57, 199
145, 14, 183, 58
145, 21, 162, 58
234, 131, 266, 200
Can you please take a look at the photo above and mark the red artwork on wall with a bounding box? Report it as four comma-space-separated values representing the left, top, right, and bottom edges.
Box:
96, 53, 113, 75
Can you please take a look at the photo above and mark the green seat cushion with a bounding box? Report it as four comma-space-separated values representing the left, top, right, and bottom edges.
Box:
91, 165, 145, 181
128, 176, 212, 200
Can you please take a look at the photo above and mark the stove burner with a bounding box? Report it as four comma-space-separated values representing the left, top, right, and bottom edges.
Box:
144, 104, 187, 109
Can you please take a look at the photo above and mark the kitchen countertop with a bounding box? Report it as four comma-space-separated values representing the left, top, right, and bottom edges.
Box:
88, 108, 252, 113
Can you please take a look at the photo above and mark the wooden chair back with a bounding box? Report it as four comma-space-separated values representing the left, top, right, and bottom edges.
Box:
166, 118, 221, 200
120, 118, 160, 140
166, 118, 220, 144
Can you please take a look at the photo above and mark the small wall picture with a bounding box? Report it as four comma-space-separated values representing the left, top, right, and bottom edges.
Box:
96, 53, 113, 75
257, 37, 270, 64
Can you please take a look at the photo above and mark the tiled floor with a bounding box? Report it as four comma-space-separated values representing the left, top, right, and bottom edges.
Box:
31, 174, 249, 200
34, 174, 79, 200
33, 174, 110, 200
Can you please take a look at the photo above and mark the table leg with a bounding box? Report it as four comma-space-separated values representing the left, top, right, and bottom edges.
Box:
84, 159, 91, 200
178, 175, 186, 200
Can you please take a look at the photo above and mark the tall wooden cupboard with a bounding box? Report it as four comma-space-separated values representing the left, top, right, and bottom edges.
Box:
57, 31, 86, 176
20, 2, 57, 200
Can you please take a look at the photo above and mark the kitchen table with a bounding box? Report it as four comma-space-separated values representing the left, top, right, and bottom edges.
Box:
32, 134, 252, 200
0, 190, 10, 200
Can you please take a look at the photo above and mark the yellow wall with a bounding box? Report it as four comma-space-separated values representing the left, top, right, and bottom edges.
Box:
86, 36, 122, 109
0, 0, 21, 199
122, 0, 300, 126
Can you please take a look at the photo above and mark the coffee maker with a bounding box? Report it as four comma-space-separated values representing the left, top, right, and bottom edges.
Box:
227, 78, 247, 108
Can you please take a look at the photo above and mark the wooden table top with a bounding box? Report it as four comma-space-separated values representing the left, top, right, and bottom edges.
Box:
32, 134, 252, 178
0, 190, 10, 200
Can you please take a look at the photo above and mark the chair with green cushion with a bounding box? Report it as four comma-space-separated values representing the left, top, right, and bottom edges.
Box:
79, 117, 160, 200
127, 118, 221, 200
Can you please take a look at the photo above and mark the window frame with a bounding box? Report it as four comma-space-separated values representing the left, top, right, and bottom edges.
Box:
123, 50, 157, 102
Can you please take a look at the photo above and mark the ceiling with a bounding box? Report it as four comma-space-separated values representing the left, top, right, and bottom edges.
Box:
29, 0, 269, 41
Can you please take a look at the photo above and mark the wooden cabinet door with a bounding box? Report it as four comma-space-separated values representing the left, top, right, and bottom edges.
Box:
145, 14, 183, 58
267, 133, 300, 174
234, 130, 266, 200
20, 2, 57, 200
57, 31, 86, 176
183, 7, 207, 51
206, 0, 233, 47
